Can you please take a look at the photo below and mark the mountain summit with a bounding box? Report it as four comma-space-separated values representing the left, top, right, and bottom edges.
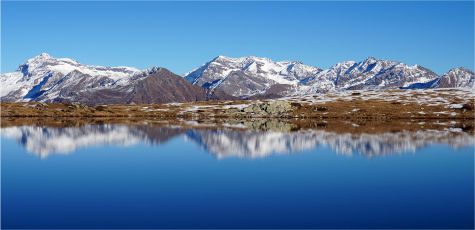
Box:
1, 53, 206, 104
1, 54, 473, 104
184, 56, 468, 98
185, 55, 322, 97
432, 67, 475, 88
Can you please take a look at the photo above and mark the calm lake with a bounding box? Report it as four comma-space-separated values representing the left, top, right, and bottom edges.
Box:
1, 119, 474, 229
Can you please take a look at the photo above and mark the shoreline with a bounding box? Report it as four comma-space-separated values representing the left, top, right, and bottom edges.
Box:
1, 89, 474, 120
2, 116, 474, 133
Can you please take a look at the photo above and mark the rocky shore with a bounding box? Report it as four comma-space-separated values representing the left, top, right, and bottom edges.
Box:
1, 89, 474, 121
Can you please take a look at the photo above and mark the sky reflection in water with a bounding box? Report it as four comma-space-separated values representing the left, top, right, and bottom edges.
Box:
1, 122, 474, 229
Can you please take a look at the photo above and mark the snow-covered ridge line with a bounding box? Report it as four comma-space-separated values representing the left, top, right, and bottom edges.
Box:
184, 55, 323, 96
21, 53, 142, 78
1, 53, 474, 104
0, 53, 171, 102
184, 55, 474, 98
1, 53, 142, 99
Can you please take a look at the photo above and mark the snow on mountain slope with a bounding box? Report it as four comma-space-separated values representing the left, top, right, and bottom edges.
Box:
186, 56, 449, 97
0, 53, 141, 101
431, 67, 475, 88
0, 53, 208, 104
184, 55, 322, 97
2, 53, 474, 103
303, 57, 440, 94
1, 72, 24, 97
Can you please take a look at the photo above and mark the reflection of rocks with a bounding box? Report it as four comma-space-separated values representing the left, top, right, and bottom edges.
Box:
1, 123, 473, 159
242, 120, 293, 132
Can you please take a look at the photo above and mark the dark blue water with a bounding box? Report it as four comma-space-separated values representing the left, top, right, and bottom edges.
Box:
1, 124, 474, 229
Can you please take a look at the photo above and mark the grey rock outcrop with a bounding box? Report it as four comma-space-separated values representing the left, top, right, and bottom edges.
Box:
242, 101, 291, 116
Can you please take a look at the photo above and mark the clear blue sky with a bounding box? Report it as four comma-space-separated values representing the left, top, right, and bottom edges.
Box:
2, 1, 474, 75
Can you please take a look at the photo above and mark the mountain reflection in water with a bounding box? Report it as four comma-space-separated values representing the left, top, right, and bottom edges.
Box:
1, 119, 473, 159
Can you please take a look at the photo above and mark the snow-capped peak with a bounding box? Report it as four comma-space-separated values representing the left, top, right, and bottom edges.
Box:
184, 55, 323, 97
185, 55, 467, 97
22, 53, 55, 70
37, 52, 52, 58
2, 54, 474, 103
32, 52, 53, 60
24, 53, 81, 68
448, 67, 472, 73
1, 53, 142, 100
432, 67, 475, 88
365, 56, 377, 61
19, 53, 141, 78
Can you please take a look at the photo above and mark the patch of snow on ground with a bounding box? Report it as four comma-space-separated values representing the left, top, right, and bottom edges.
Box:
448, 104, 463, 109
222, 104, 248, 110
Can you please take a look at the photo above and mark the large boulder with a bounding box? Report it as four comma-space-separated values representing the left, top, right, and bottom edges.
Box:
242, 101, 291, 116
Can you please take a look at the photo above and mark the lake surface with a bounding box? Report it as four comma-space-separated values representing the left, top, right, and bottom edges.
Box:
1, 120, 474, 229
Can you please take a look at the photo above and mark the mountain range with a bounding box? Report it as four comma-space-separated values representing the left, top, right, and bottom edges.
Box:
1, 53, 473, 104
186, 55, 474, 98
1, 53, 207, 104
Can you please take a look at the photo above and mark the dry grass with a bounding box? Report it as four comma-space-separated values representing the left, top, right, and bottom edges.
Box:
1, 89, 474, 121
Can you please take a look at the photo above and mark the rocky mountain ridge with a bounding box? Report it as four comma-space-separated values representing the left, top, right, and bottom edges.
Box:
1, 53, 473, 104
1, 53, 207, 104
186, 55, 474, 98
